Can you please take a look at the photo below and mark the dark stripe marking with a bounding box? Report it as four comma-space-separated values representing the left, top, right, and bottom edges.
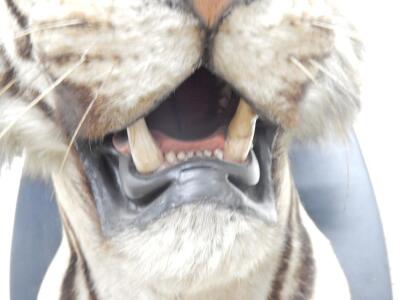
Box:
5, 0, 28, 28
5, 0, 33, 59
267, 189, 294, 300
293, 226, 315, 300
61, 251, 78, 300
60, 207, 98, 300
1, 46, 54, 119
0, 68, 18, 95
15, 35, 33, 60
0, 48, 20, 96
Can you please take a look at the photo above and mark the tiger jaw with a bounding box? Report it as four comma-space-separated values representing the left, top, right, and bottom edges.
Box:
78, 126, 278, 231
77, 68, 280, 230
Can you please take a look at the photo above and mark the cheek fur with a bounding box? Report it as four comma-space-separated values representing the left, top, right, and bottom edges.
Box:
212, 0, 360, 140
29, 1, 203, 138
0, 0, 361, 174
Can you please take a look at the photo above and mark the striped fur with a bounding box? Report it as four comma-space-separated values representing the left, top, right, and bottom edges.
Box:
0, 0, 358, 299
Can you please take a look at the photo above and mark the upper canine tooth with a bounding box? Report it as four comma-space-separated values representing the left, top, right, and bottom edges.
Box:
127, 118, 164, 173
224, 100, 258, 163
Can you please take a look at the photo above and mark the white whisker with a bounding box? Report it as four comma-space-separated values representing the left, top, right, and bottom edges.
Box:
15, 19, 85, 39
299, 59, 353, 137
0, 51, 88, 141
291, 57, 349, 136
290, 56, 349, 136
309, 59, 358, 99
290, 56, 317, 84
311, 21, 361, 41
0, 79, 17, 97
59, 65, 115, 172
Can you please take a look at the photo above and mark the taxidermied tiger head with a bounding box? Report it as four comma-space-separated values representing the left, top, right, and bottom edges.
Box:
0, 0, 360, 299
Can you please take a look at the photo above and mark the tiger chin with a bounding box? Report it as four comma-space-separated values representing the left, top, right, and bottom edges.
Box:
0, 0, 361, 299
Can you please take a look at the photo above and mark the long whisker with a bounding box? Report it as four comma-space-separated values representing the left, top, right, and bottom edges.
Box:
59, 65, 115, 172
0, 79, 17, 97
309, 59, 358, 99
290, 56, 317, 84
311, 21, 361, 41
15, 19, 85, 39
0, 52, 88, 140
290, 57, 348, 137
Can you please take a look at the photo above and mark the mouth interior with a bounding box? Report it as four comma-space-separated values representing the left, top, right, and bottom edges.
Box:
111, 67, 257, 174
113, 68, 239, 156
147, 68, 239, 141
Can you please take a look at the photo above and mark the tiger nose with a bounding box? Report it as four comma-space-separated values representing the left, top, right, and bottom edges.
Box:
191, 0, 233, 28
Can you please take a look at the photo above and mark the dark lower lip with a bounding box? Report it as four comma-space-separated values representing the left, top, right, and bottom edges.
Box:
77, 122, 279, 234
118, 151, 261, 227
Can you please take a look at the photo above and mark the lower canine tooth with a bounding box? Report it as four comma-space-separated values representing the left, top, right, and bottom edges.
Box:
127, 118, 164, 173
224, 100, 258, 163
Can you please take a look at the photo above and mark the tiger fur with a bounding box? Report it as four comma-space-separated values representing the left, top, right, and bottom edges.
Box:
0, 0, 361, 299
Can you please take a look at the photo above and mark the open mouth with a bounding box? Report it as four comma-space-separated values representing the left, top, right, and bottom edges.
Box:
111, 68, 257, 173
77, 68, 279, 231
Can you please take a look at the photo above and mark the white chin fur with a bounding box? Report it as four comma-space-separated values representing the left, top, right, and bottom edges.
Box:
103, 204, 280, 296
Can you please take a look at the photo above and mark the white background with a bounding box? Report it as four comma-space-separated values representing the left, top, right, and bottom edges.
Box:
1, 1, 400, 299
351, 0, 400, 298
